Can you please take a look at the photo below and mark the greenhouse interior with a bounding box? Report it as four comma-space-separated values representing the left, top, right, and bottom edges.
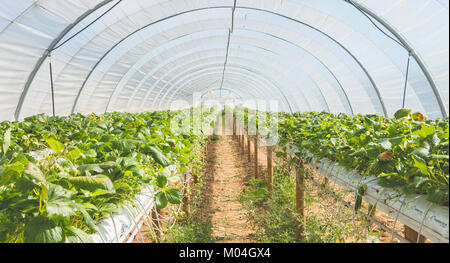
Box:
0, 0, 448, 245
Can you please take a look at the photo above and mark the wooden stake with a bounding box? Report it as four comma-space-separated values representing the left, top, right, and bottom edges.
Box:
296, 159, 306, 242
267, 146, 273, 197
233, 116, 236, 139
182, 173, 191, 217
368, 204, 376, 217
151, 208, 161, 241
247, 134, 251, 162
404, 225, 426, 243
254, 136, 258, 178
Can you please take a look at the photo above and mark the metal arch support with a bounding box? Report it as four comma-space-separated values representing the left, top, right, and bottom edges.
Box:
125, 43, 330, 114
66, 6, 381, 116
140, 58, 303, 113
152, 58, 308, 112
157, 69, 298, 113
66, 6, 380, 116
20, 4, 389, 118
152, 49, 316, 112
81, 26, 334, 115
69, 6, 231, 114
147, 55, 309, 113
176, 73, 274, 104
125, 37, 331, 113
116, 28, 338, 115
243, 30, 352, 114
14, 0, 115, 121
157, 65, 300, 113
242, 7, 388, 116
167, 74, 298, 113
156, 74, 277, 111
173, 78, 292, 113
346, 0, 448, 118
149, 64, 300, 113
75, 6, 386, 116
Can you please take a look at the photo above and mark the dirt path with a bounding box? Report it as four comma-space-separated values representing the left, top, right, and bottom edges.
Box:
202, 134, 257, 243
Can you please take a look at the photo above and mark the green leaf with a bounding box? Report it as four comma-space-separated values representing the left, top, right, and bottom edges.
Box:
378, 138, 392, 150
166, 188, 182, 204
155, 191, 168, 209
156, 174, 168, 188
426, 187, 449, 205
411, 176, 429, 189
111, 139, 141, 153
84, 149, 97, 158
68, 175, 115, 193
413, 125, 436, 139
67, 148, 82, 161
64, 226, 93, 243
45, 138, 64, 154
23, 163, 46, 187
430, 154, 449, 160
2, 128, 11, 155
412, 155, 428, 175
146, 145, 171, 167
24, 216, 64, 243
92, 189, 111, 197
412, 147, 430, 159
45, 184, 76, 218
394, 109, 412, 119
77, 164, 103, 176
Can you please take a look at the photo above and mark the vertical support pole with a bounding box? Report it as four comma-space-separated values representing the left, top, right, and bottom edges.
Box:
241, 130, 245, 152
49, 53, 56, 117
267, 146, 273, 197
233, 115, 236, 139
182, 173, 191, 217
254, 135, 258, 178
222, 112, 226, 136
296, 159, 306, 242
247, 133, 251, 162
151, 208, 161, 242
368, 204, 376, 217
404, 226, 426, 243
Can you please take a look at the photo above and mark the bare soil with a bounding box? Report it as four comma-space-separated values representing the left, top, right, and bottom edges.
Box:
202, 135, 257, 243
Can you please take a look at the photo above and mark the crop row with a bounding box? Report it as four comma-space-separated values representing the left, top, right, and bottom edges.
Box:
0, 110, 213, 243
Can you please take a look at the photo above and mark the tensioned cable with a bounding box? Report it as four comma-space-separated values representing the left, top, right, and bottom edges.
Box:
346, 0, 407, 50
51, 0, 122, 51
45, 0, 121, 118
347, 0, 414, 110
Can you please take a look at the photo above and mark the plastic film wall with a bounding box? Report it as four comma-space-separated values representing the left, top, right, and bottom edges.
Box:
0, 0, 448, 121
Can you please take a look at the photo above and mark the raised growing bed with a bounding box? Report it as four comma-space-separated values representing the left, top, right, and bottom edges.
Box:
26, 149, 178, 243
307, 153, 449, 243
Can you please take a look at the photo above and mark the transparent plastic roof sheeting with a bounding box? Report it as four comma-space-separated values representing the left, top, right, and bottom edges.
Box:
0, 0, 448, 121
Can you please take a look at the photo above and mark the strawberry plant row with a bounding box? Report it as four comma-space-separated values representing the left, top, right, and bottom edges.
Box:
0, 109, 213, 243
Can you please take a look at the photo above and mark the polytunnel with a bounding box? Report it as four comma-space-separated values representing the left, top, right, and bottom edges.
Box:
0, 0, 448, 120
0, 0, 449, 245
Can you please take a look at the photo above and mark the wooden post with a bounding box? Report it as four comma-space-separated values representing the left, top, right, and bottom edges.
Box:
233, 116, 236, 139
254, 135, 258, 178
241, 131, 244, 150
247, 134, 251, 162
152, 208, 161, 241
182, 173, 191, 217
368, 204, 376, 217
404, 225, 426, 243
267, 146, 273, 197
296, 159, 306, 242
